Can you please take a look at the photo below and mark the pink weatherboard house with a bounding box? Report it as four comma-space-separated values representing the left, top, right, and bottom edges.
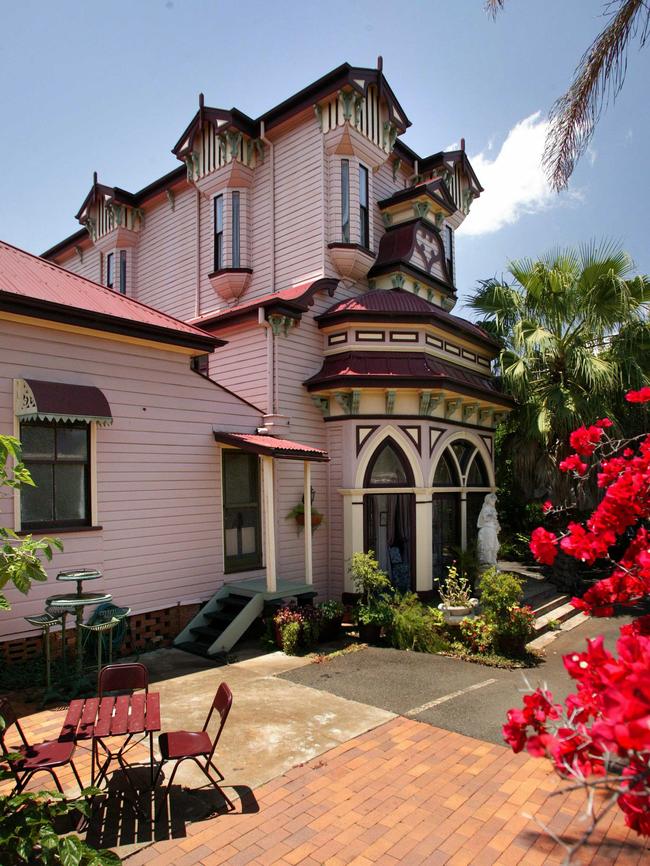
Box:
2, 60, 513, 659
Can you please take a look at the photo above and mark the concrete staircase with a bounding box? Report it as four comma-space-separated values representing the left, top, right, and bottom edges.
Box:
174, 578, 318, 659
499, 561, 588, 650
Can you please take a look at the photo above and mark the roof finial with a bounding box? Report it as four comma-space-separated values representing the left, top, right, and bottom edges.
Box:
199, 92, 204, 109
93, 171, 98, 186
460, 137, 465, 152
377, 55, 383, 72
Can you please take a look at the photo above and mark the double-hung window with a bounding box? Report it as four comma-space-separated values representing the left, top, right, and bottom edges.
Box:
445, 225, 454, 283
20, 421, 91, 530
119, 250, 127, 294
106, 252, 114, 289
231, 191, 240, 268
213, 194, 224, 271
341, 159, 350, 243
359, 165, 369, 249
222, 451, 262, 572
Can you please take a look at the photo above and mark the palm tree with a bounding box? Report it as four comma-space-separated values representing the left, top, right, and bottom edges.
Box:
486, 1, 650, 190
469, 241, 650, 501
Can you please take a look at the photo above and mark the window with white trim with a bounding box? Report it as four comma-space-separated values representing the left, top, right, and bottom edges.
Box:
213, 194, 224, 271
359, 164, 369, 248
222, 450, 262, 572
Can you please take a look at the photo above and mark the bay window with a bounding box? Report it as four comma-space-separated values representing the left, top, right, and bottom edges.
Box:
341, 159, 350, 243
359, 164, 369, 248
106, 252, 114, 289
213, 194, 224, 271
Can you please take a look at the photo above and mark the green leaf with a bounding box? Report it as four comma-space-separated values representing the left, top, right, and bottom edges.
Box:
59, 835, 84, 866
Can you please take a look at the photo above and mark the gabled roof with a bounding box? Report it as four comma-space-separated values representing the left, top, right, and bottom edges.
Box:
0, 239, 220, 352
304, 350, 514, 406
173, 102, 257, 158
317, 288, 500, 352
75, 175, 139, 221
189, 278, 340, 331
377, 178, 457, 214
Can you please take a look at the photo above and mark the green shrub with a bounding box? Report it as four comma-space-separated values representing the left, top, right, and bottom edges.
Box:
389, 593, 448, 653
478, 568, 524, 621
459, 615, 495, 654
280, 620, 302, 655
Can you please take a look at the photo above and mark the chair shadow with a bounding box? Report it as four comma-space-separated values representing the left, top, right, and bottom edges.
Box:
84, 765, 258, 849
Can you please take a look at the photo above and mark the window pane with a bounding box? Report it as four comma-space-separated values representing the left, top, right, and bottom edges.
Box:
21, 425, 55, 460
55, 464, 87, 521
231, 191, 240, 268
56, 427, 88, 460
341, 159, 350, 243
21, 463, 54, 524
359, 166, 368, 207
433, 451, 458, 485
452, 441, 473, 471
119, 250, 127, 295
369, 445, 408, 485
224, 453, 256, 505
214, 195, 223, 232
106, 252, 114, 288
224, 506, 258, 556
467, 454, 489, 486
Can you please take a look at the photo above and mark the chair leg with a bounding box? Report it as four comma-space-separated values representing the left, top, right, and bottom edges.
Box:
70, 760, 84, 794
193, 757, 235, 812
154, 758, 182, 821
47, 769, 65, 794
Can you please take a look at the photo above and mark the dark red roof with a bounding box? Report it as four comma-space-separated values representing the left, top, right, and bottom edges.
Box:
317, 289, 499, 350
189, 278, 339, 331
304, 351, 513, 406
213, 432, 329, 462
0, 240, 220, 351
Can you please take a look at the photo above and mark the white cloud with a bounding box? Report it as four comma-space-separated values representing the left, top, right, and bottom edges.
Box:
459, 112, 556, 237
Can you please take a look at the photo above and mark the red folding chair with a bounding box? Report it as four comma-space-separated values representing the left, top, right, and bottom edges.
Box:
94, 662, 149, 788
154, 682, 234, 813
98, 662, 148, 697
0, 697, 83, 795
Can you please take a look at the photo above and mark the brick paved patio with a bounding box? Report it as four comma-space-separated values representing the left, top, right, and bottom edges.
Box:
2, 704, 648, 864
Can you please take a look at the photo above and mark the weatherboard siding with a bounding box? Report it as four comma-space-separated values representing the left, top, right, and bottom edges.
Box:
208, 323, 268, 413
0, 317, 262, 642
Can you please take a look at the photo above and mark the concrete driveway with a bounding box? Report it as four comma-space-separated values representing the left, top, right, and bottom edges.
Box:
280, 612, 634, 745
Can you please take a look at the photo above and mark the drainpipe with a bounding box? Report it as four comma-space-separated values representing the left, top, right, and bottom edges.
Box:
194, 186, 201, 318
259, 120, 277, 415
407, 159, 419, 187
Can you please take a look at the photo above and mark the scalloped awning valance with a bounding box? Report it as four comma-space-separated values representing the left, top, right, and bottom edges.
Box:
14, 379, 113, 426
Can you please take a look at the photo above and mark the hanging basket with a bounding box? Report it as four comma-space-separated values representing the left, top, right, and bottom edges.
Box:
295, 512, 323, 528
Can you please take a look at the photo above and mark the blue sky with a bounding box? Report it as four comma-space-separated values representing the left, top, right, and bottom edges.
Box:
1, 0, 648, 311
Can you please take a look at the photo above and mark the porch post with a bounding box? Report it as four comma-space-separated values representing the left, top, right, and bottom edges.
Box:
261, 455, 277, 592
303, 461, 313, 585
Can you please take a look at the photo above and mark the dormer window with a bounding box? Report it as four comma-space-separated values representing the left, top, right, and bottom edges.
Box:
213, 194, 224, 271
231, 191, 241, 268
106, 252, 114, 289
359, 165, 369, 248
341, 160, 350, 243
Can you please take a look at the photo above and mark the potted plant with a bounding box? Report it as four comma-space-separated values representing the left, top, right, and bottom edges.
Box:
435, 563, 479, 624
318, 599, 345, 641
349, 550, 393, 643
287, 502, 323, 529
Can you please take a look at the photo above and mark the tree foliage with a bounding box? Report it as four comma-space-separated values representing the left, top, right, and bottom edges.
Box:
469, 242, 650, 501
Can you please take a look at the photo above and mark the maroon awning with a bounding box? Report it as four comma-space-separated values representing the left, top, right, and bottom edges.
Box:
16, 379, 113, 426
213, 431, 329, 462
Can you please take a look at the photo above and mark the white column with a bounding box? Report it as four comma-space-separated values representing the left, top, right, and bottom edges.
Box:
261, 456, 277, 592
303, 461, 313, 585
415, 494, 433, 592
343, 492, 365, 593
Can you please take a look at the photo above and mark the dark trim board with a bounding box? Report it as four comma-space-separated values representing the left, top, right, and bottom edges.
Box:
324, 414, 502, 433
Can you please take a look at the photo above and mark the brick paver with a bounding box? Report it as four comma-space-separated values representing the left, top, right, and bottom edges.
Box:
2, 709, 648, 865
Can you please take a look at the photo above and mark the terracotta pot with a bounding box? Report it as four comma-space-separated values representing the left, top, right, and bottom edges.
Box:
295, 512, 323, 528
358, 622, 382, 644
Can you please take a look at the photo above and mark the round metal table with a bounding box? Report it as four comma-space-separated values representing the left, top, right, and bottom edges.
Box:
46, 569, 111, 692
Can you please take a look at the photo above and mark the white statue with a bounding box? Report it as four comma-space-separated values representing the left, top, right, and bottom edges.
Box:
477, 493, 500, 568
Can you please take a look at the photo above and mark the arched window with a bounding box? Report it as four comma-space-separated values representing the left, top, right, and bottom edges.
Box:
364, 440, 414, 487
432, 450, 459, 486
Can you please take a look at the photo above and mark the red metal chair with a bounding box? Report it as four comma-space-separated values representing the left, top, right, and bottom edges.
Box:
94, 662, 150, 787
98, 662, 148, 696
0, 697, 83, 795
154, 682, 234, 813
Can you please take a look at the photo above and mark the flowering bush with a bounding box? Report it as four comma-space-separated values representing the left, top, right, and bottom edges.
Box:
459, 615, 495, 654
494, 604, 535, 656
273, 605, 320, 654
506, 386, 650, 849
436, 563, 474, 607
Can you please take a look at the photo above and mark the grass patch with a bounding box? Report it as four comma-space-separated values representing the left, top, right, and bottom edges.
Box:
441, 642, 543, 669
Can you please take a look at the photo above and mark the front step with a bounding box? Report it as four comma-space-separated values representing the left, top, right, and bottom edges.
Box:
174, 581, 319, 659
533, 600, 581, 636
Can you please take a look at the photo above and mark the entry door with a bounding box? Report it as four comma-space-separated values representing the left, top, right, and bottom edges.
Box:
432, 493, 460, 580
364, 493, 414, 592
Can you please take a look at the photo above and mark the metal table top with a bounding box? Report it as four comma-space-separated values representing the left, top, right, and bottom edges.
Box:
56, 568, 102, 582
46, 591, 113, 609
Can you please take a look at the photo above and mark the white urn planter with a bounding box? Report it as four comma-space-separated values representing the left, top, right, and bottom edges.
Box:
438, 598, 479, 625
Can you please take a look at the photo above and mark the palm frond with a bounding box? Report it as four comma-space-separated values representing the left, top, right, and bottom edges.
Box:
544, 0, 650, 190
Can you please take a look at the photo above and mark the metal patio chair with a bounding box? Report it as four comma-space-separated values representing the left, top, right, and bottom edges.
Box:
0, 697, 83, 795
154, 681, 234, 813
